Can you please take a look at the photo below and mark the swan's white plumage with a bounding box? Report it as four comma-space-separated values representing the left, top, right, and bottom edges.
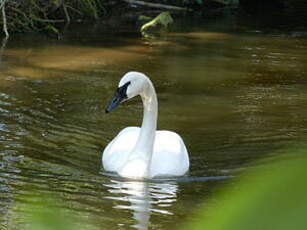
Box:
103, 127, 189, 178
102, 72, 189, 179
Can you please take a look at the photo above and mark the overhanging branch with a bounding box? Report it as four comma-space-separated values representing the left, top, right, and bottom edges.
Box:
1, 0, 9, 38
122, 0, 191, 11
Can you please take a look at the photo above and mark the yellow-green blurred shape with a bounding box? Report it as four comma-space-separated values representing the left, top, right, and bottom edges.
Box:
27, 207, 77, 230
141, 12, 173, 33
14, 195, 83, 230
186, 148, 307, 230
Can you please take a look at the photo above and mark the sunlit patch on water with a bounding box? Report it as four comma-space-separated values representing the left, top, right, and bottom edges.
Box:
1, 40, 151, 80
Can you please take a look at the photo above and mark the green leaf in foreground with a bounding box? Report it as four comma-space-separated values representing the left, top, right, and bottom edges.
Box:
185, 149, 307, 230
13, 194, 83, 230
27, 206, 76, 230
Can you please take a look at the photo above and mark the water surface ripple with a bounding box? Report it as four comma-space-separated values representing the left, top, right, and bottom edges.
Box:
1, 22, 307, 229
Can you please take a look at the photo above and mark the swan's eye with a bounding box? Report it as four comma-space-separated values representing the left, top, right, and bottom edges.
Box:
105, 81, 131, 113
117, 81, 131, 99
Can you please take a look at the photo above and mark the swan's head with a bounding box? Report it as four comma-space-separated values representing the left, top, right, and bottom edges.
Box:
105, 71, 148, 113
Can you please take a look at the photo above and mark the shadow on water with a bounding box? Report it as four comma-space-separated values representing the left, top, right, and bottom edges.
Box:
1, 18, 307, 229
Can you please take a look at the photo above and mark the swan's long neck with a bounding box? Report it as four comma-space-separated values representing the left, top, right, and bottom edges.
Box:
136, 80, 158, 155
126, 79, 158, 177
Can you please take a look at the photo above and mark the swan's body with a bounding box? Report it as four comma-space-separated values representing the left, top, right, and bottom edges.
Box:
103, 72, 189, 179
103, 127, 189, 178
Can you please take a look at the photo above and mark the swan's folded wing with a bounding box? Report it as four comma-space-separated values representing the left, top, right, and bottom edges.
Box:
151, 131, 189, 177
102, 127, 140, 172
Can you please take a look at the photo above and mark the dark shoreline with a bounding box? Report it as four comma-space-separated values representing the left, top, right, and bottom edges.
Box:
1, 0, 307, 37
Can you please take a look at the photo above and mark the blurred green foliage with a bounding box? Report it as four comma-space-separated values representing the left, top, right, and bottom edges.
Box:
0, 0, 106, 34
185, 147, 307, 230
27, 209, 77, 230
18, 196, 82, 230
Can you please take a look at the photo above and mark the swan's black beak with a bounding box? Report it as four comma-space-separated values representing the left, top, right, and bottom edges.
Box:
105, 81, 130, 113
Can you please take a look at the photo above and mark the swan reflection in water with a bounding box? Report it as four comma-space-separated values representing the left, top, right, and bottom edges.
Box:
104, 179, 178, 230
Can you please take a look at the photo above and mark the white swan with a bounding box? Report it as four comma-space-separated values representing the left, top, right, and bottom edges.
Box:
103, 71, 189, 179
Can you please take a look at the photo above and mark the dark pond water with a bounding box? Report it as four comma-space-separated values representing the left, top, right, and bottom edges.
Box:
0, 18, 307, 229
